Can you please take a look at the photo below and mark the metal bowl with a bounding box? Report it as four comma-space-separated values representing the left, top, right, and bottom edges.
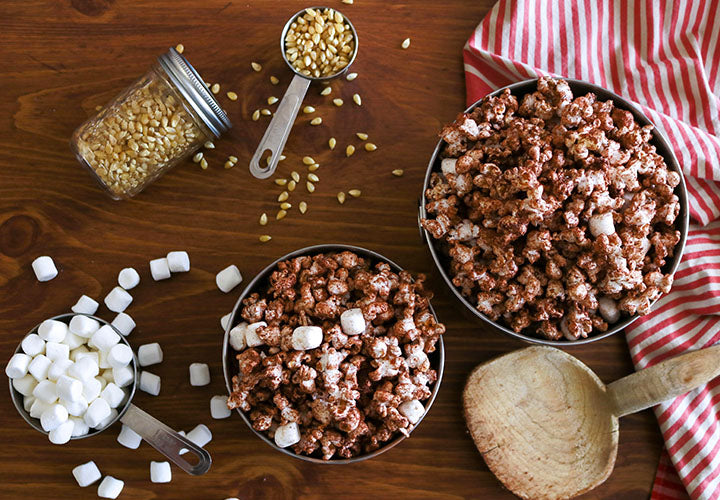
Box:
222, 244, 445, 463
419, 78, 689, 346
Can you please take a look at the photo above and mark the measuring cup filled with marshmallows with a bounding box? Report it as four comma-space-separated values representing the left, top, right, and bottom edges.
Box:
249, 6, 358, 178
6, 313, 211, 475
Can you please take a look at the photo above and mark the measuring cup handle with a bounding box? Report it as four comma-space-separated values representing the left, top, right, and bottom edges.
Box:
249, 74, 311, 179
119, 404, 212, 475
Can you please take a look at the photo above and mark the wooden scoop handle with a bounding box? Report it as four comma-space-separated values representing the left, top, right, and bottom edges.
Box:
607, 344, 720, 418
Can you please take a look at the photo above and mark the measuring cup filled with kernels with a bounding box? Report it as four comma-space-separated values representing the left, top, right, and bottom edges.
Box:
71, 48, 231, 200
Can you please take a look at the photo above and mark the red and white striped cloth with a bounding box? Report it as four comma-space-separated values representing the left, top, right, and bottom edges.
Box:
463, 1, 720, 498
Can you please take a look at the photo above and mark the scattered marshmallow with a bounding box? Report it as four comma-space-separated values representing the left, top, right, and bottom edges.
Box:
63, 331, 84, 349
186, 424, 212, 447
138, 343, 163, 366
101, 383, 125, 408
149, 257, 171, 281
70, 416, 90, 436
118, 267, 140, 290
13, 374, 38, 396
104, 287, 133, 313
82, 377, 102, 402
71, 295, 99, 315
33, 379, 58, 403
245, 321, 266, 347
111, 312, 135, 336
228, 323, 247, 351
32, 256, 58, 282
30, 398, 50, 418
221, 313, 232, 331
68, 356, 99, 381
291, 326, 323, 351
216, 265, 242, 293
38, 320, 68, 343
49, 419, 74, 444
28, 354, 52, 381
139, 371, 161, 396
6, 353, 31, 379
40, 403, 68, 431
112, 366, 134, 388
167, 251, 190, 273
48, 359, 73, 381
21, 334, 45, 357
91, 325, 121, 352
189, 363, 210, 386
340, 308, 366, 335
72, 461, 102, 487
274, 422, 301, 448
117, 424, 142, 449
398, 399, 425, 424
210, 395, 231, 419
69, 315, 100, 338
108, 344, 133, 368
57, 375, 83, 402
84, 398, 111, 428
45, 341, 69, 362
97, 476, 124, 499
150, 461, 172, 483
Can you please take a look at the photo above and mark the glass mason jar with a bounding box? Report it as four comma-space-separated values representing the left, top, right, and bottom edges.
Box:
71, 48, 231, 199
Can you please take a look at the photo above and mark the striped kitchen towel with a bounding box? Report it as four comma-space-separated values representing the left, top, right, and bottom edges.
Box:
463, 0, 720, 498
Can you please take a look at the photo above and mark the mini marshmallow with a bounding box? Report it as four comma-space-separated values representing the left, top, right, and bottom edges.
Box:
97, 408, 118, 429
101, 383, 125, 408
40, 403, 68, 431
112, 366, 134, 388
139, 371, 161, 395
68, 356, 99, 381
63, 331, 84, 350
189, 363, 210, 386
101, 369, 115, 383
398, 399, 425, 424
150, 257, 171, 281
97, 476, 124, 499
210, 395, 231, 419
150, 461, 172, 483
28, 354, 52, 381
229, 323, 247, 351
57, 375, 83, 402
75, 351, 99, 365
23, 395, 35, 412
96, 375, 108, 390
33, 379, 58, 403
138, 342, 163, 366
82, 377, 103, 402
245, 321, 266, 347
167, 251, 190, 272
72, 461, 101, 487
30, 398, 50, 418
291, 326, 323, 351
21, 334, 45, 357
186, 424, 212, 447
108, 344, 133, 368
340, 308, 366, 336
70, 416, 90, 436
111, 312, 135, 336
104, 287, 133, 313
216, 265, 243, 292
71, 295, 99, 315
69, 345, 89, 361
6, 353, 31, 379
589, 211, 616, 237
45, 341, 70, 362
221, 313, 232, 331
84, 398, 111, 428
598, 297, 621, 324
117, 424, 142, 449
32, 255, 58, 282
441, 158, 457, 176
69, 315, 100, 338
13, 374, 38, 396
48, 359, 73, 381
49, 419, 74, 444
98, 350, 111, 369
91, 325, 121, 352
38, 319, 68, 343
62, 396, 88, 417
118, 267, 140, 290
274, 422, 301, 448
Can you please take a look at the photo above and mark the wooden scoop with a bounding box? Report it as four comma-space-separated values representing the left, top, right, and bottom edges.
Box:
463, 345, 720, 499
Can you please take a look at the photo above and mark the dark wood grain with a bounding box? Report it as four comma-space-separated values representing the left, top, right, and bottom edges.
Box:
0, 1, 663, 498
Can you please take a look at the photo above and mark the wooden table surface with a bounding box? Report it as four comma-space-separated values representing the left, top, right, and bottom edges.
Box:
0, 0, 664, 498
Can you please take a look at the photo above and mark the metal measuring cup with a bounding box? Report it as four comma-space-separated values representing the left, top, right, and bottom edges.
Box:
249, 6, 359, 179
8, 313, 211, 475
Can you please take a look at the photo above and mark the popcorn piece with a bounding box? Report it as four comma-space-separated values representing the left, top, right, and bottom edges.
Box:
167, 251, 190, 272
111, 312, 136, 336
84, 398, 111, 428
150, 461, 172, 483
589, 212, 616, 237
33, 379, 58, 403
149, 257, 171, 281
21, 333, 45, 357
398, 400, 425, 424
70, 416, 90, 436
117, 424, 142, 449
101, 382, 126, 408
340, 308, 366, 335
71, 295, 99, 315
104, 287, 133, 313
38, 319, 68, 343
112, 366, 134, 388
69, 315, 100, 338
68, 356, 99, 381
6, 353, 31, 379
45, 341, 70, 362
185, 424, 212, 447
216, 265, 243, 293
210, 395, 231, 419
28, 354, 52, 381
57, 375, 83, 402
274, 422, 301, 448
118, 267, 140, 290
32, 256, 58, 282
72, 461, 101, 487
108, 344, 133, 368
244, 322, 266, 347
229, 323, 247, 351
13, 374, 38, 396
189, 363, 210, 386
40, 403, 68, 431
49, 419, 74, 444
139, 371, 161, 395
138, 343, 163, 366
48, 359, 73, 381
291, 326, 323, 350
97, 476, 124, 499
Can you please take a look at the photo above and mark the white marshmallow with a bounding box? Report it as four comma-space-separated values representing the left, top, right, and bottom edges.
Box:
98, 350, 111, 369
70, 416, 90, 436
139, 371, 161, 395
45, 341, 69, 362
111, 312, 135, 336
274, 422, 301, 448
167, 251, 190, 272
189, 363, 210, 386
138, 342, 163, 366
63, 331, 84, 350
186, 424, 212, 447
97, 408, 118, 429
97, 476, 124, 499
23, 395, 35, 412
598, 296, 621, 324
117, 424, 142, 449
291, 326, 323, 351
69, 345, 89, 361
96, 375, 108, 390
441, 158, 458, 176
69, 315, 100, 338
91, 325, 121, 352
221, 313, 232, 331
28, 354, 52, 381
118, 267, 140, 290
30, 398, 50, 418
112, 366, 134, 388
6, 353, 31, 379
340, 308, 366, 336
101, 369, 115, 383
48, 359, 73, 381
216, 265, 243, 292
82, 377, 103, 402
68, 356, 99, 381
210, 395, 231, 419
72, 461, 101, 487
33, 379, 57, 403
245, 321, 266, 347
38, 319, 68, 343
57, 375, 83, 402
101, 383, 125, 408
229, 323, 247, 351
104, 287, 133, 313
589, 211, 616, 237
41, 403, 68, 431
150, 461, 172, 483
75, 351, 99, 365
398, 399, 425, 424
560, 319, 576, 341
49, 419, 74, 444
149, 257, 171, 281
84, 398, 111, 428
71, 295, 99, 315
108, 344, 133, 368
62, 396, 88, 417
21, 334, 45, 357
13, 374, 38, 397
32, 256, 58, 282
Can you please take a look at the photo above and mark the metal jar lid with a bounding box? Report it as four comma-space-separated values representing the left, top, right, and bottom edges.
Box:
157, 47, 231, 138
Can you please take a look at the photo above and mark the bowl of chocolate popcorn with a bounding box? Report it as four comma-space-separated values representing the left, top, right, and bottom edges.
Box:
221, 244, 445, 462
420, 77, 688, 345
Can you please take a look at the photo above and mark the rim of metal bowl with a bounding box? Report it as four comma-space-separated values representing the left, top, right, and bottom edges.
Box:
419, 78, 689, 346
9, 313, 138, 438
222, 243, 445, 464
